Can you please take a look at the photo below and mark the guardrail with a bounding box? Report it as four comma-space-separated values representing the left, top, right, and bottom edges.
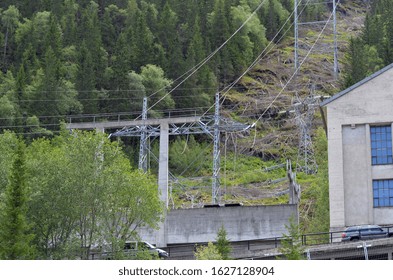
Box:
66, 109, 200, 124
163, 226, 393, 259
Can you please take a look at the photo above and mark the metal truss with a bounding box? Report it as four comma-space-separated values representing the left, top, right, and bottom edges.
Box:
110, 95, 251, 204
110, 115, 251, 138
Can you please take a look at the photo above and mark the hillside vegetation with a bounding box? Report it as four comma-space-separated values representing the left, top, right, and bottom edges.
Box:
0, 0, 379, 243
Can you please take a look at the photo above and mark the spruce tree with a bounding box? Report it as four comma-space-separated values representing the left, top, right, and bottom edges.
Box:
279, 216, 304, 260
216, 226, 231, 260
0, 139, 35, 259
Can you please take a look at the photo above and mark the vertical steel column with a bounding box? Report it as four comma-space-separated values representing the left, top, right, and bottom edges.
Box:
138, 97, 148, 172
294, 0, 299, 72
212, 92, 221, 204
333, 0, 339, 79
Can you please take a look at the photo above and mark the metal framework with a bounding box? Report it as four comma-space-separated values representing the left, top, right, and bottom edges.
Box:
110, 115, 250, 138
294, 0, 339, 78
110, 95, 251, 204
138, 97, 148, 172
293, 90, 319, 174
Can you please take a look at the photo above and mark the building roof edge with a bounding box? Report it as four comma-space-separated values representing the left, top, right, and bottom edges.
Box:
320, 63, 393, 107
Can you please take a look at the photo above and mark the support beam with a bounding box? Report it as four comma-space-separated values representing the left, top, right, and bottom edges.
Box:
138, 97, 148, 172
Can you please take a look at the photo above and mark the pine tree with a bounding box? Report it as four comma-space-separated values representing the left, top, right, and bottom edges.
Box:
1, 5, 21, 71
343, 37, 367, 88
279, 215, 304, 260
216, 226, 231, 260
210, 0, 235, 82
157, 2, 183, 78
76, 41, 97, 113
0, 139, 35, 259
131, 9, 155, 70
60, 0, 78, 47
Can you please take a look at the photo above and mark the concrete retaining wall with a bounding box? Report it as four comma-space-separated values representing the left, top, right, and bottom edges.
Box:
139, 204, 298, 245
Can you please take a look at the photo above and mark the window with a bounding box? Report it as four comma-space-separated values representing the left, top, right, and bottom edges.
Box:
373, 179, 393, 207
371, 125, 393, 165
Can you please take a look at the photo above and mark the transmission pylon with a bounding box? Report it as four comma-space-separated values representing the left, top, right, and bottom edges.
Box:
294, 0, 339, 78
293, 88, 319, 174
110, 99, 251, 207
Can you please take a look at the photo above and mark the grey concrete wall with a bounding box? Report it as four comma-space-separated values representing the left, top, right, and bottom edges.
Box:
342, 125, 371, 226
325, 66, 393, 229
138, 205, 298, 245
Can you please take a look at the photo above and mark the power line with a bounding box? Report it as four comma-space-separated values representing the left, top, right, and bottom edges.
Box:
248, 0, 341, 133
141, 0, 270, 116
199, 0, 312, 119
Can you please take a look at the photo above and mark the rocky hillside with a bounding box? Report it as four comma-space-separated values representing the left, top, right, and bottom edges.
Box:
225, 0, 369, 159
171, 1, 370, 217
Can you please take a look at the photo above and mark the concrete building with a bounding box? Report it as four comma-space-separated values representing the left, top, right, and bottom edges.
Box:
321, 63, 393, 232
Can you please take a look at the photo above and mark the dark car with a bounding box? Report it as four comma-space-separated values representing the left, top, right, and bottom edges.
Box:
341, 225, 391, 241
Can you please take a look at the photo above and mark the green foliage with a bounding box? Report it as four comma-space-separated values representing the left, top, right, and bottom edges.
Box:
169, 136, 210, 176
194, 242, 223, 260
0, 139, 35, 259
1, 5, 21, 70
306, 128, 329, 234
342, 1, 393, 87
0, 132, 18, 193
216, 226, 231, 260
194, 225, 232, 260
0, 0, 308, 130
141, 64, 174, 115
279, 215, 304, 260
0, 130, 164, 260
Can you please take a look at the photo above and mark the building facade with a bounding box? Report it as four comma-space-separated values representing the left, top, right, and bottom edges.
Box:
321, 64, 393, 231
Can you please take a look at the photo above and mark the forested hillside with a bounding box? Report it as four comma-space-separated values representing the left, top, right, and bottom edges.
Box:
343, 0, 393, 87
0, 0, 384, 259
0, 0, 330, 135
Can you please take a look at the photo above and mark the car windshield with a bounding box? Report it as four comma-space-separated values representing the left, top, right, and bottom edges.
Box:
143, 242, 155, 249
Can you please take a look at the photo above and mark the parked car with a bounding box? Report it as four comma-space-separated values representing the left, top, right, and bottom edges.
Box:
124, 241, 169, 259
341, 225, 392, 241
92, 241, 169, 259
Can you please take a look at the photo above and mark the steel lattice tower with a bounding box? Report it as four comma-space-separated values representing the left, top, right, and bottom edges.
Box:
294, 0, 339, 78
294, 90, 319, 174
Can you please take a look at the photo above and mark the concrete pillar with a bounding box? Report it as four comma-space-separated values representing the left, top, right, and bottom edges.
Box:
157, 122, 169, 247
158, 122, 169, 207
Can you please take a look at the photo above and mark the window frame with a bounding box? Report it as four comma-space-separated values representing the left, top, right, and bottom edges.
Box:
370, 125, 393, 165
373, 179, 393, 208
